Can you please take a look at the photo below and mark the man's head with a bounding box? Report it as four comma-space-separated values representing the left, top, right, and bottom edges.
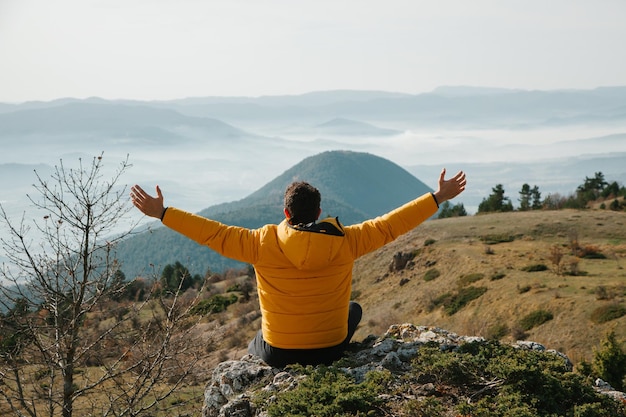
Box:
283, 181, 321, 225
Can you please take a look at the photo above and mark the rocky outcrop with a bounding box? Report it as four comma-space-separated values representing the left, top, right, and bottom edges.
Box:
202, 324, 626, 417
389, 251, 416, 272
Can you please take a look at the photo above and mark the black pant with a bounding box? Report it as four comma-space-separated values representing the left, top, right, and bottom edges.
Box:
247, 301, 362, 368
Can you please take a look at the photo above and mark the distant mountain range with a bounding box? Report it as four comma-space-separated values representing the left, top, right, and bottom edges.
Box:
2, 86, 626, 130
115, 150, 434, 277
0, 101, 256, 146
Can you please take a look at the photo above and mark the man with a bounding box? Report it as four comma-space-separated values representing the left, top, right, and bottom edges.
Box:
130, 168, 466, 367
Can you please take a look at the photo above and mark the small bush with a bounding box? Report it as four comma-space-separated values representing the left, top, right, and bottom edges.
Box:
548, 245, 565, 275
594, 286, 609, 300
434, 286, 488, 316
189, 294, 238, 315
424, 238, 436, 246
565, 257, 584, 276
594, 285, 626, 300
490, 272, 506, 281
521, 264, 548, 272
262, 365, 386, 417
480, 234, 516, 244
511, 325, 529, 341
518, 285, 531, 294
593, 331, 626, 392
423, 268, 440, 282
519, 309, 553, 331
433, 291, 452, 304
590, 304, 626, 324
485, 322, 510, 340
404, 397, 445, 417
458, 273, 485, 286
411, 341, 626, 417
579, 244, 606, 259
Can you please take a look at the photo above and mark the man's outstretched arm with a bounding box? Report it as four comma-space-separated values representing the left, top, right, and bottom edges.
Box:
130, 184, 259, 263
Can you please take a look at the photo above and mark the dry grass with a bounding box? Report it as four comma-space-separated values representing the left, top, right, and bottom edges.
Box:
351, 209, 626, 365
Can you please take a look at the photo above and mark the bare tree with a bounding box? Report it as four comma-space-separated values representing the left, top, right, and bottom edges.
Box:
0, 154, 207, 417
548, 245, 564, 275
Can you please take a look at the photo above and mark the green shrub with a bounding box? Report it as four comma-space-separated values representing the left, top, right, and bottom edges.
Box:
424, 238, 436, 246
521, 264, 548, 272
590, 304, 626, 324
480, 234, 516, 244
190, 294, 238, 315
491, 272, 506, 281
593, 331, 626, 392
262, 365, 386, 417
423, 268, 440, 282
412, 341, 626, 417
404, 397, 445, 417
583, 252, 607, 259
459, 273, 485, 286
486, 322, 510, 340
434, 286, 488, 316
519, 309, 553, 331
572, 402, 624, 417
260, 339, 626, 417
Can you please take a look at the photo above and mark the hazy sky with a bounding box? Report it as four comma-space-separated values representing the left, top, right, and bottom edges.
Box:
1, 0, 625, 102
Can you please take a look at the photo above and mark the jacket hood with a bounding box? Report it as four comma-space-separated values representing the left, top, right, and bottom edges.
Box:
277, 217, 345, 270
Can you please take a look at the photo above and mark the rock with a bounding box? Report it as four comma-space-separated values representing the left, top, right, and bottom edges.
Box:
203, 355, 278, 417
594, 378, 626, 402
515, 340, 546, 351
389, 251, 415, 272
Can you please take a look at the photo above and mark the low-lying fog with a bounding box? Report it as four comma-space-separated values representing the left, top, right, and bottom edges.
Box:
4, 124, 625, 204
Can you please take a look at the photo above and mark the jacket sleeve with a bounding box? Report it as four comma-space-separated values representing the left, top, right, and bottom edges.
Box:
344, 193, 438, 259
161, 207, 259, 264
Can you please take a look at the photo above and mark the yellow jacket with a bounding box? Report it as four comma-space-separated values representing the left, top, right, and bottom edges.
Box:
162, 192, 438, 349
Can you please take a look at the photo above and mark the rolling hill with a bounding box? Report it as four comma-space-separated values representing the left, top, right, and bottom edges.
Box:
348, 208, 626, 364
115, 150, 435, 277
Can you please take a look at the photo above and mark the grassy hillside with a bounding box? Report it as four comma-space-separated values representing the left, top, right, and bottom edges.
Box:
350, 208, 626, 364
5, 208, 623, 417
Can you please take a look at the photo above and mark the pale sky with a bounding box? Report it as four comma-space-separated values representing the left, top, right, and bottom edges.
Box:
1, 0, 625, 102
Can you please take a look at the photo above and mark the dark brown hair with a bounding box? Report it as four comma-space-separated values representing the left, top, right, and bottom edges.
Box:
283, 181, 321, 225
